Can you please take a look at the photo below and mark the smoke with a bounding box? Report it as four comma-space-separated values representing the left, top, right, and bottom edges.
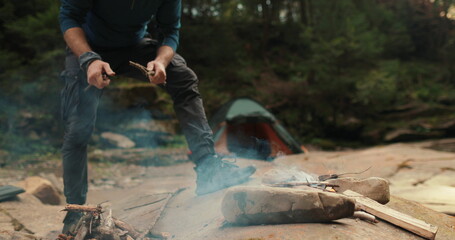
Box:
262, 166, 317, 185
224, 136, 275, 161
0, 82, 61, 164
95, 104, 178, 149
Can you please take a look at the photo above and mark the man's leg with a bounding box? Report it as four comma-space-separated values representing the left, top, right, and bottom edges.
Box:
112, 39, 215, 161
60, 49, 103, 233
124, 39, 256, 195
165, 54, 216, 162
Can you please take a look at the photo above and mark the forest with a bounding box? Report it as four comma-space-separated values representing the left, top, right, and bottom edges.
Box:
0, 0, 454, 162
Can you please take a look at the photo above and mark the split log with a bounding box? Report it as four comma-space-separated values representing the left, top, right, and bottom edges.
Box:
344, 190, 438, 240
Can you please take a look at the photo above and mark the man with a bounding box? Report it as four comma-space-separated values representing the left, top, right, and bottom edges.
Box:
59, 0, 256, 234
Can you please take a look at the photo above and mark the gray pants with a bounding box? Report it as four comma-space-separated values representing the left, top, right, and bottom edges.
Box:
61, 39, 215, 204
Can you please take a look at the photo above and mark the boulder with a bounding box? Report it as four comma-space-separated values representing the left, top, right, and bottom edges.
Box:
327, 177, 390, 204
222, 186, 355, 225
39, 173, 63, 195
15, 176, 61, 205
101, 132, 136, 149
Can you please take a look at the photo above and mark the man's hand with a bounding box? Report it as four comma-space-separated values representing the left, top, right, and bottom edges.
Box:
87, 60, 115, 89
146, 45, 174, 85
147, 60, 166, 85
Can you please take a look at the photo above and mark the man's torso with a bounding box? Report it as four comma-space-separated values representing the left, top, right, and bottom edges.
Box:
84, 0, 164, 48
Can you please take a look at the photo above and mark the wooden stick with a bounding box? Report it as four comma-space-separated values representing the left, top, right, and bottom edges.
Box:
113, 218, 141, 239
353, 211, 377, 223
265, 182, 339, 188
63, 204, 103, 214
344, 190, 438, 240
129, 61, 155, 77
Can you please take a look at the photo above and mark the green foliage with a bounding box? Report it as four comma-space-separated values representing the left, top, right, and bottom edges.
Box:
0, 0, 64, 158
355, 60, 400, 109
0, 0, 454, 159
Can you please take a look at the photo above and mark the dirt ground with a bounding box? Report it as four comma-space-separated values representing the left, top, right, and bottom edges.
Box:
1, 139, 455, 239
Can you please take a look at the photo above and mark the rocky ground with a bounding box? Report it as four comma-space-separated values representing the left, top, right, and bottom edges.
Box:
0, 139, 455, 239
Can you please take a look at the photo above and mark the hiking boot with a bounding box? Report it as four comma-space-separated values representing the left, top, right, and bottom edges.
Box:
195, 155, 256, 195
62, 211, 83, 235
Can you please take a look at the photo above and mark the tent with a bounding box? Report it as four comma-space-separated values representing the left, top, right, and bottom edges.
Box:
209, 97, 303, 160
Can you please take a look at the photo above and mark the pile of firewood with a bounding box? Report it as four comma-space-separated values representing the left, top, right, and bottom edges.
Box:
56, 204, 164, 240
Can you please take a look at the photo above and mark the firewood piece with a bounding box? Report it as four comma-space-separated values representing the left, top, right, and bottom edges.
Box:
113, 218, 141, 239
353, 211, 377, 223
344, 190, 438, 240
63, 204, 103, 214
74, 223, 88, 240
96, 208, 121, 240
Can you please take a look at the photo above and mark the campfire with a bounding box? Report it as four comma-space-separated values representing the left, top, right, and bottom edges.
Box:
56, 204, 168, 240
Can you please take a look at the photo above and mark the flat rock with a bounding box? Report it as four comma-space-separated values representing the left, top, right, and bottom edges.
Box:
391, 185, 455, 215
0, 193, 63, 238
222, 186, 355, 225
327, 177, 390, 204
15, 176, 61, 205
0, 230, 36, 240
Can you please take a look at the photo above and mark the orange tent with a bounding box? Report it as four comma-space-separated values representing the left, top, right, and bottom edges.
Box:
209, 98, 303, 160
